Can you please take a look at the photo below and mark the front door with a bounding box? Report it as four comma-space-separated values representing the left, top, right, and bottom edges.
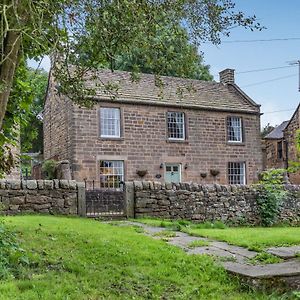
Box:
165, 164, 181, 183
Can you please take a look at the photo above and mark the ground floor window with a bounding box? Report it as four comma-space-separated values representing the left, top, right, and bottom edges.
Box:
228, 162, 246, 184
99, 160, 124, 189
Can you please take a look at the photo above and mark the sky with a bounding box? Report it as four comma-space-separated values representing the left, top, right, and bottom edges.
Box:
201, 0, 300, 127
29, 1, 300, 128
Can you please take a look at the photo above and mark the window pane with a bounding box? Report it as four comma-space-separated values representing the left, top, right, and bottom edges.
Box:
227, 117, 242, 142
167, 112, 185, 140
99, 160, 124, 189
100, 108, 120, 137
228, 162, 245, 184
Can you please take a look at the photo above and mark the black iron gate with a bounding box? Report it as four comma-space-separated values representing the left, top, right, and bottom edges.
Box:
85, 181, 125, 217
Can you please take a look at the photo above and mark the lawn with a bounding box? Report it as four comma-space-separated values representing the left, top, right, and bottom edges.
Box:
0, 215, 278, 299
184, 227, 300, 251
134, 218, 300, 250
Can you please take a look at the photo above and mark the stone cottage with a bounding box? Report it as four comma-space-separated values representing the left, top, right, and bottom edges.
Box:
263, 103, 300, 184
283, 103, 300, 183
263, 121, 289, 170
43, 68, 263, 188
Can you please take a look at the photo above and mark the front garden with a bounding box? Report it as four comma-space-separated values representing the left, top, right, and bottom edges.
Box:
0, 215, 293, 300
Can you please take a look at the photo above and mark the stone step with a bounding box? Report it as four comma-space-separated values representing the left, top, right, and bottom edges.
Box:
266, 246, 300, 259
223, 259, 300, 278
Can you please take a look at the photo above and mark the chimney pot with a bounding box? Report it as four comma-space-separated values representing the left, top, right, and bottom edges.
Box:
219, 68, 235, 85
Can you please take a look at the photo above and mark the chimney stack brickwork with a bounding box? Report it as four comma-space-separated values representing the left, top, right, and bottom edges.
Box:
219, 69, 235, 85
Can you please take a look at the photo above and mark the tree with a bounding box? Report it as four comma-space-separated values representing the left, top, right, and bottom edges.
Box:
0, 0, 263, 176
90, 18, 213, 80
261, 123, 275, 138
20, 67, 48, 153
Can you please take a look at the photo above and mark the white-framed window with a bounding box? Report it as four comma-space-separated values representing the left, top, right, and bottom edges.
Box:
167, 112, 185, 140
228, 162, 246, 185
99, 160, 124, 189
227, 116, 243, 142
100, 107, 120, 138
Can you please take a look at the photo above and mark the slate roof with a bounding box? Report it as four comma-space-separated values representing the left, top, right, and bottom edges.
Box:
85, 69, 260, 114
265, 121, 289, 139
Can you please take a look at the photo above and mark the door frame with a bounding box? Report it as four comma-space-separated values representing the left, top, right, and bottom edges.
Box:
164, 163, 182, 183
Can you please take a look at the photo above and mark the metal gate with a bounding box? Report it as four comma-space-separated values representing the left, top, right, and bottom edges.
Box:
85, 181, 125, 217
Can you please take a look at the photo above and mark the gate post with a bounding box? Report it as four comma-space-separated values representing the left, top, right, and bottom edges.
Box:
125, 181, 135, 218
77, 182, 86, 217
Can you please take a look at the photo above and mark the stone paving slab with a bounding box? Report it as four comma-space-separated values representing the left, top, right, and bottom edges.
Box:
168, 233, 210, 249
210, 241, 257, 259
223, 259, 300, 278
121, 221, 300, 290
266, 246, 300, 259
188, 246, 242, 261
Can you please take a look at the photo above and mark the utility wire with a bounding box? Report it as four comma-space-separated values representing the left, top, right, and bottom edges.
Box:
219, 37, 300, 44
241, 74, 298, 88
263, 108, 296, 114
212, 65, 297, 77
236, 65, 297, 74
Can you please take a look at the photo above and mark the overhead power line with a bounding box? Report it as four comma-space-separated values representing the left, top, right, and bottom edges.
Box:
212, 65, 297, 77
236, 65, 297, 74
242, 74, 298, 88
220, 37, 300, 44
263, 108, 296, 114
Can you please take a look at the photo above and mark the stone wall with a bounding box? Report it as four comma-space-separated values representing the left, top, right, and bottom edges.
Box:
0, 180, 84, 215
133, 181, 300, 225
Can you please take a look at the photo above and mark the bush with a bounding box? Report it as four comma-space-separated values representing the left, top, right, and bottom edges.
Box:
256, 169, 287, 227
42, 159, 57, 179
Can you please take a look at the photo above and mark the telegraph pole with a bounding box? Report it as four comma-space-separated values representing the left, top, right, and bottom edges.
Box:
288, 60, 300, 91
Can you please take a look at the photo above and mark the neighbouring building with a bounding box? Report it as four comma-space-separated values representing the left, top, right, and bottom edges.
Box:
263, 121, 289, 169
284, 103, 300, 183
263, 103, 300, 184
43, 68, 263, 188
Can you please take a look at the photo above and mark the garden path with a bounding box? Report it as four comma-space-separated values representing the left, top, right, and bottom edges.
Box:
123, 221, 300, 290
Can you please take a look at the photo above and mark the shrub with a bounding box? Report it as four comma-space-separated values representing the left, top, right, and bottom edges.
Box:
256, 169, 287, 227
42, 159, 57, 179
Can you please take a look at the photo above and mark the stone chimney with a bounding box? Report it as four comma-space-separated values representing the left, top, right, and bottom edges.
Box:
219, 69, 235, 85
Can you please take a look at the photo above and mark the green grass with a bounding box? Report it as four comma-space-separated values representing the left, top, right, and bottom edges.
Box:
153, 230, 176, 241
184, 227, 300, 250
134, 218, 300, 250
0, 215, 280, 299
188, 240, 210, 248
248, 252, 283, 265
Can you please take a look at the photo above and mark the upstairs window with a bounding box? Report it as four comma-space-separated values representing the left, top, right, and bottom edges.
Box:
99, 160, 124, 189
167, 112, 185, 140
100, 108, 120, 138
228, 162, 246, 185
227, 116, 243, 142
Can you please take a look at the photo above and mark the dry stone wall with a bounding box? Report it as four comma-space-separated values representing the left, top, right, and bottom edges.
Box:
133, 181, 300, 225
0, 180, 83, 215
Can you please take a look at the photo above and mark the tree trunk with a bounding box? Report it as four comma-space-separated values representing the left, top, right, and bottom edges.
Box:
0, 31, 21, 130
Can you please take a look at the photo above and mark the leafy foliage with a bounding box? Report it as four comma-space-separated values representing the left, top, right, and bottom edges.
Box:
42, 160, 57, 179
101, 18, 213, 80
256, 169, 287, 227
0, 62, 48, 178
248, 251, 283, 265
261, 123, 275, 138
20, 68, 48, 153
